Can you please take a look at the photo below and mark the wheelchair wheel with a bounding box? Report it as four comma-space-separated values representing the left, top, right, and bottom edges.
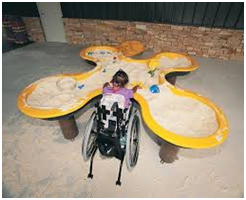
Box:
82, 112, 97, 161
126, 108, 140, 170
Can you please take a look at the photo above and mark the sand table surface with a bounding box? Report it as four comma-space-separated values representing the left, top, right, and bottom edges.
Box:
26, 50, 218, 138
26, 60, 150, 111
86, 49, 119, 60
139, 85, 218, 137
159, 56, 192, 69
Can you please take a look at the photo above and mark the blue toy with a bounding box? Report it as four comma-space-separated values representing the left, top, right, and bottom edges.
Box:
78, 84, 85, 89
149, 84, 160, 93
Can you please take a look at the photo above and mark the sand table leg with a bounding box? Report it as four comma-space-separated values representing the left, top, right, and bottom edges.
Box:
165, 72, 190, 85
159, 141, 180, 163
58, 116, 79, 140
166, 75, 177, 85
85, 59, 96, 66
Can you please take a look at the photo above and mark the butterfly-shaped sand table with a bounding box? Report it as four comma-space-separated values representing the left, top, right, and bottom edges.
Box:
17, 44, 229, 149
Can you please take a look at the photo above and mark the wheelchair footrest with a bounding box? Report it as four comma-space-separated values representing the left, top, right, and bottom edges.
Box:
87, 173, 93, 179
116, 180, 121, 186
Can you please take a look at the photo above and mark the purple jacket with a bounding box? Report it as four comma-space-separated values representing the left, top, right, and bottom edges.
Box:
102, 86, 133, 108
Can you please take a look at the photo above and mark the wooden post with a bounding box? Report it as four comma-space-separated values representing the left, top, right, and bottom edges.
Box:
58, 115, 79, 140
159, 141, 180, 163
166, 75, 177, 85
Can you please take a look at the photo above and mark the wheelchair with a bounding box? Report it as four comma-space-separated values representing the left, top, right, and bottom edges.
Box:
82, 93, 140, 186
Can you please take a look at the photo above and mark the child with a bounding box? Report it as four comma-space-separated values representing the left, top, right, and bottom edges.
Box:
102, 70, 140, 108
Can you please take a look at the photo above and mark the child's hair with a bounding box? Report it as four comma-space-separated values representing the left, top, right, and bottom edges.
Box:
111, 70, 129, 87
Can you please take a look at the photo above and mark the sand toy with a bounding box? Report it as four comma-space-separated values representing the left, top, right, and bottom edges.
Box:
149, 84, 160, 93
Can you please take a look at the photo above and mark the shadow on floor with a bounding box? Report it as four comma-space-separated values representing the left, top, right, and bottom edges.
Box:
2, 38, 33, 54
2, 183, 12, 198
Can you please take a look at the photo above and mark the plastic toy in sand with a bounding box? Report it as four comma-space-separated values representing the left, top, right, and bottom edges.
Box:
78, 84, 85, 89
149, 85, 160, 93
17, 41, 229, 151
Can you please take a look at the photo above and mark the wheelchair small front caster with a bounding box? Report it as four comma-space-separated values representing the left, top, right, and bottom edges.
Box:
116, 180, 121, 186
87, 174, 93, 179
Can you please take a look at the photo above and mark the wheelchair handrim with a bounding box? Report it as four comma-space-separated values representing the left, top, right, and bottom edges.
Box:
130, 116, 140, 165
82, 112, 97, 161
126, 109, 140, 170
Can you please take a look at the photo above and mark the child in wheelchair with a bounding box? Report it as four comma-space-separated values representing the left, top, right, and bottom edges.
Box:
82, 70, 141, 186
102, 69, 140, 108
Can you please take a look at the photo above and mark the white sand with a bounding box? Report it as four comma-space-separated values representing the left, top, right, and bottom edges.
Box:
26, 59, 150, 111
56, 77, 77, 91
26, 49, 218, 138
86, 49, 118, 60
159, 56, 192, 69
139, 85, 218, 137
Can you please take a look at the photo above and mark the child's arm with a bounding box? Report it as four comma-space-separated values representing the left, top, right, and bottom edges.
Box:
103, 82, 110, 88
102, 82, 111, 94
132, 85, 141, 93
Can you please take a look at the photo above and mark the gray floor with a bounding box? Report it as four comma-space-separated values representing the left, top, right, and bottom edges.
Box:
2, 42, 92, 123
2, 38, 32, 54
2, 42, 244, 197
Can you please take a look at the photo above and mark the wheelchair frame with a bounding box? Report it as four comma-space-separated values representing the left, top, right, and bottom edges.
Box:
82, 97, 140, 186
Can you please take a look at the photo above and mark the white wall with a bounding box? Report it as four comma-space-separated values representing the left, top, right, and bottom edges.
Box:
37, 2, 66, 42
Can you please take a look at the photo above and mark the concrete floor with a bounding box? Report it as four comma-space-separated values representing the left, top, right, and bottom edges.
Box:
2, 42, 244, 197
2, 42, 93, 123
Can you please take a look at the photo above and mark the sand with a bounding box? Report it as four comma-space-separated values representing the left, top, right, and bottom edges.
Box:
159, 56, 192, 69
138, 85, 218, 137
86, 49, 118, 60
26, 50, 217, 138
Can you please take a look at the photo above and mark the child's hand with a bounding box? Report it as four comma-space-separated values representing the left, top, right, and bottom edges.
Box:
132, 85, 141, 93
131, 82, 146, 90
103, 82, 110, 88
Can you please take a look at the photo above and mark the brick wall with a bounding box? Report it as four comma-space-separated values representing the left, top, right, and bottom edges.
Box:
22, 17, 45, 42
63, 18, 244, 61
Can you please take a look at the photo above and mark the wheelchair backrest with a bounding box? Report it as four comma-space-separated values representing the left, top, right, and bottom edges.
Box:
96, 93, 129, 132
100, 93, 125, 110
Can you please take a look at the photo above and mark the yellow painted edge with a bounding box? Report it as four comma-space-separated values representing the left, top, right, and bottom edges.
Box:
150, 52, 229, 148
116, 40, 145, 57
134, 92, 229, 149
17, 86, 102, 119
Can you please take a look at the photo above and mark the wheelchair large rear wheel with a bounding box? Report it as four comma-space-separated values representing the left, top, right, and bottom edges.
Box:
126, 108, 140, 170
82, 112, 97, 161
